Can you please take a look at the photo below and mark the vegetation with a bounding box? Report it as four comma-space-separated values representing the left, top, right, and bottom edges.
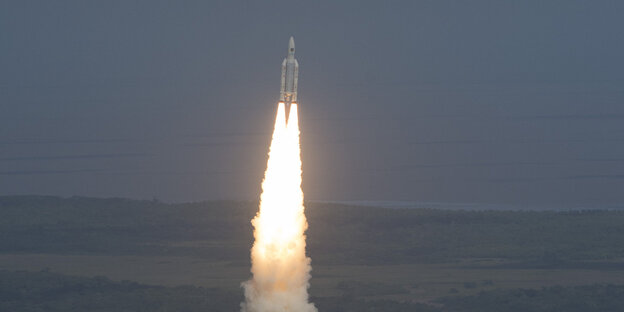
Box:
1, 270, 623, 312
440, 284, 624, 312
1, 195, 624, 265
1, 195, 624, 310
0, 270, 239, 312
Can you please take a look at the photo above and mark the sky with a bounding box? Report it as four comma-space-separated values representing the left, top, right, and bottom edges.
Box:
1, 1, 623, 206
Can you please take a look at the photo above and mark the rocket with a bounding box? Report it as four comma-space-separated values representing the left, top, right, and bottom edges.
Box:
279, 36, 299, 114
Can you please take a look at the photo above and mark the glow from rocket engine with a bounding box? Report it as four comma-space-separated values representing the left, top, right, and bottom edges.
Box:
241, 103, 316, 312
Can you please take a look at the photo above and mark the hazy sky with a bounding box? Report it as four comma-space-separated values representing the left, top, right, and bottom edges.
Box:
2, 1, 623, 206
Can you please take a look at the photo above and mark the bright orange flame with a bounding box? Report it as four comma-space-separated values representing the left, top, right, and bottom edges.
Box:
242, 103, 316, 312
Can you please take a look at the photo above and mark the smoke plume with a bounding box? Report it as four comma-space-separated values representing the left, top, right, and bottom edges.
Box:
241, 103, 316, 312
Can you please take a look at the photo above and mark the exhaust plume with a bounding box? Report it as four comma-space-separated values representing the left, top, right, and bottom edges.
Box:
242, 103, 316, 312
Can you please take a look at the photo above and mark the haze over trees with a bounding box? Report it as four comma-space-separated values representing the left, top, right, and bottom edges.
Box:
1, 196, 624, 311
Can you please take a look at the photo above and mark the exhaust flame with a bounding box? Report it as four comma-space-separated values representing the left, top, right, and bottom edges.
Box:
242, 103, 316, 312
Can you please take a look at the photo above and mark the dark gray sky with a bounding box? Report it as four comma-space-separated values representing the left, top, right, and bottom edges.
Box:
2, 1, 623, 206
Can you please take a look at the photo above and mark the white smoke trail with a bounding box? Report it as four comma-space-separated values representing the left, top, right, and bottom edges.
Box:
242, 103, 316, 312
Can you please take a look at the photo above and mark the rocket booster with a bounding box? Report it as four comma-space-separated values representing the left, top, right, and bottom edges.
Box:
279, 36, 299, 112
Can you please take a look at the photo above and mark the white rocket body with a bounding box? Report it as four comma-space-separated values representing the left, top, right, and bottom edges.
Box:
280, 36, 299, 112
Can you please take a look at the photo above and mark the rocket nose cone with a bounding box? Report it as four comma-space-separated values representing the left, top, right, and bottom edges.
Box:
289, 36, 295, 51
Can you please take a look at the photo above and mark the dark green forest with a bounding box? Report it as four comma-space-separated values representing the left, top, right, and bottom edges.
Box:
3, 270, 624, 312
1, 195, 624, 311
2, 195, 624, 264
